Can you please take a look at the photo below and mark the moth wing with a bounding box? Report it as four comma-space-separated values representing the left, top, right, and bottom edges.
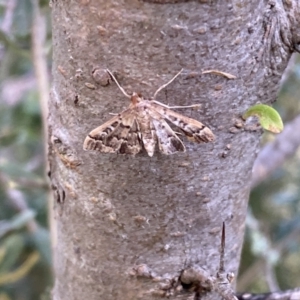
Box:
118, 119, 143, 156
151, 101, 215, 143
150, 109, 185, 155
83, 109, 142, 155
136, 108, 157, 157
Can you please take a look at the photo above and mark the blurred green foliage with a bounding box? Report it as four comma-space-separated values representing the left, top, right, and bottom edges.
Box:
238, 55, 300, 292
0, 1, 300, 299
0, 0, 52, 300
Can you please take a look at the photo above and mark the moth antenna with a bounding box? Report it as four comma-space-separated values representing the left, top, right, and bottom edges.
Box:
153, 69, 183, 99
152, 100, 201, 110
106, 69, 131, 99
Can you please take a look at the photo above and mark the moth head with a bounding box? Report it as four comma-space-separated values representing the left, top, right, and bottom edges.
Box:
131, 92, 143, 105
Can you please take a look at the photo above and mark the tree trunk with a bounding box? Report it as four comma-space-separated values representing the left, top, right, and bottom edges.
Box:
49, 1, 300, 299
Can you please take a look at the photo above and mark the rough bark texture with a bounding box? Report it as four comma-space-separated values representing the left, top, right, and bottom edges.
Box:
49, 1, 300, 299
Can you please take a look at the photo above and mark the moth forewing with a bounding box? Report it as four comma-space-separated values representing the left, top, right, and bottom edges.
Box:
83, 109, 141, 154
83, 115, 120, 151
150, 101, 215, 143
118, 120, 142, 156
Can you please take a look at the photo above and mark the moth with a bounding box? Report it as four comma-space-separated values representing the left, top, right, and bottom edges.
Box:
83, 69, 215, 157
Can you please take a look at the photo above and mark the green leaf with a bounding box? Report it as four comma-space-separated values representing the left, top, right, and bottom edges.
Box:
243, 104, 284, 133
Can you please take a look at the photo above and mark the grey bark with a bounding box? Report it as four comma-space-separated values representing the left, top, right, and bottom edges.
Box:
49, 1, 300, 299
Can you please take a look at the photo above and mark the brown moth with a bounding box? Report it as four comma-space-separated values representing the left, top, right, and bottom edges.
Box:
83, 69, 215, 157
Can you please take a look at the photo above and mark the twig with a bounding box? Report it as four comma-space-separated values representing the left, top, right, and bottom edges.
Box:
251, 114, 300, 188
1, 0, 17, 34
236, 287, 300, 300
13, 177, 49, 190
265, 259, 279, 292
1, 75, 36, 106
31, 0, 49, 134
0, 0, 17, 61
202, 69, 236, 79
279, 53, 297, 87
31, 0, 55, 250
0, 172, 38, 233
0, 251, 40, 285
238, 223, 300, 290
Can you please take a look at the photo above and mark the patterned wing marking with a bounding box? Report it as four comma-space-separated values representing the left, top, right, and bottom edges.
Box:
150, 109, 185, 155
151, 101, 215, 143
136, 107, 157, 157
83, 109, 142, 155
118, 119, 142, 156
